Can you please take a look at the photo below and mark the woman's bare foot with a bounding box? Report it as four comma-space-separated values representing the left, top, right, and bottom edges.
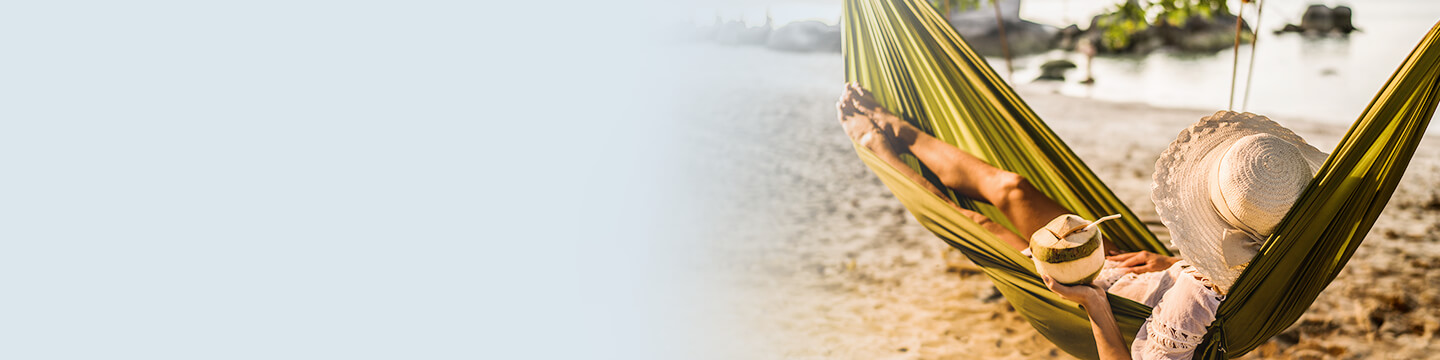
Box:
837, 93, 893, 153
841, 83, 921, 145
837, 85, 1036, 251
842, 82, 884, 112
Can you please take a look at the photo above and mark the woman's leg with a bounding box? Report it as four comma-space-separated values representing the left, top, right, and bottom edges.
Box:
838, 95, 1029, 251
842, 84, 1070, 242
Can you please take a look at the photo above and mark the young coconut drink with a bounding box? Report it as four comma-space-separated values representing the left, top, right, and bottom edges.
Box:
1030, 214, 1121, 285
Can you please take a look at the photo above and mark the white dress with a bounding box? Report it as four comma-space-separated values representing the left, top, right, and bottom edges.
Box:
1095, 260, 1224, 360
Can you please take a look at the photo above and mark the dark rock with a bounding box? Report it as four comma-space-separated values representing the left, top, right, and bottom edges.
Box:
766, 20, 841, 52
1155, 13, 1252, 52
1057, 24, 1083, 51
1036, 59, 1077, 81
1275, 328, 1301, 347
1276, 5, 1358, 36
952, 19, 1058, 57
1040, 59, 1077, 69
1300, 5, 1335, 35
1085, 12, 1250, 54
946, 0, 1058, 57
946, 0, 1021, 26
1332, 6, 1356, 33
977, 286, 1004, 303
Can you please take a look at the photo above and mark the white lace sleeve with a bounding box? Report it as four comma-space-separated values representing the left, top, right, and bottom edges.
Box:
1131, 272, 1222, 360
1092, 259, 1132, 289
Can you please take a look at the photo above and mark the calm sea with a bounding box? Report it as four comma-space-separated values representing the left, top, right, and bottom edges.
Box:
1017, 0, 1440, 127
703, 0, 1440, 127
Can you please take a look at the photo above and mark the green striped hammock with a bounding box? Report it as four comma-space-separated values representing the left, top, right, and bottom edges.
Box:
841, 0, 1440, 358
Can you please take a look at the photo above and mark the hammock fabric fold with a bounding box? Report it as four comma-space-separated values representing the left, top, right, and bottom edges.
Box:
841, 0, 1440, 358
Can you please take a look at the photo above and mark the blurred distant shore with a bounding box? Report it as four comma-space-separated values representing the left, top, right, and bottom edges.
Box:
676, 0, 1440, 126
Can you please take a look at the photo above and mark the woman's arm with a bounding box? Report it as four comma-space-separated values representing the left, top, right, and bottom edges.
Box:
1045, 276, 1132, 360
1078, 290, 1132, 360
1107, 251, 1179, 274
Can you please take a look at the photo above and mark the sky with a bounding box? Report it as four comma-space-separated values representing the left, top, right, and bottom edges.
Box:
0, 1, 705, 359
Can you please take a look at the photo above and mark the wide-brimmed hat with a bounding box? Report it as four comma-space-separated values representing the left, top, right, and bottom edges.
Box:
1152, 111, 1328, 292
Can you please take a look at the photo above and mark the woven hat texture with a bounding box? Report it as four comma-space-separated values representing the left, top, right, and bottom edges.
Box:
1152, 111, 1327, 292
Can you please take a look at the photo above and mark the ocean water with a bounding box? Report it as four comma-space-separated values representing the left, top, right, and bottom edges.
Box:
1016, 0, 1440, 127
697, 0, 1440, 127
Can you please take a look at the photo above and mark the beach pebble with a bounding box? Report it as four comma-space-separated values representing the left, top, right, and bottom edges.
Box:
976, 286, 1003, 303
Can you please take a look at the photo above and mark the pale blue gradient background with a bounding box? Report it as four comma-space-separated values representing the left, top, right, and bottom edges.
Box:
0, 1, 716, 359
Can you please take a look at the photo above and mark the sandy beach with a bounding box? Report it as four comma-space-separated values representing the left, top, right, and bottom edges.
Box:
675, 44, 1440, 359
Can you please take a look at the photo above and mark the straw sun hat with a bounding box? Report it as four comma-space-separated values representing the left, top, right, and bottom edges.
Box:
1152, 111, 1328, 292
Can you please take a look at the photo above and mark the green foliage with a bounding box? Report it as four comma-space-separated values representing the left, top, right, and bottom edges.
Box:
1096, 1, 1148, 49
1150, 0, 1229, 26
1094, 0, 1233, 50
929, 0, 984, 13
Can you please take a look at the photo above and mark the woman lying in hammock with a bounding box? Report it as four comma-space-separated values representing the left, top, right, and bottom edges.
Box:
837, 83, 1325, 360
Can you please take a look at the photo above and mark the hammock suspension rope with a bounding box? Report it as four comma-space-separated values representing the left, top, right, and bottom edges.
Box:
1228, 0, 1248, 111
1242, 0, 1267, 111
991, 0, 1014, 79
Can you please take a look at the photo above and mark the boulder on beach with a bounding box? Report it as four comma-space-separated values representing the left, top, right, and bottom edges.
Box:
1156, 13, 1251, 52
1085, 12, 1250, 53
1035, 59, 1077, 81
947, 0, 1020, 25
766, 20, 842, 53
1276, 4, 1358, 36
945, 0, 1058, 57
1332, 6, 1356, 33
1056, 24, 1084, 51
1301, 4, 1336, 33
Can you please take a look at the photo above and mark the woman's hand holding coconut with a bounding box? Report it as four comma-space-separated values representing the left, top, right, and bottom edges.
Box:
1031, 214, 1134, 359
1042, 274, 1105, 306
1042, 274, 1132, 359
